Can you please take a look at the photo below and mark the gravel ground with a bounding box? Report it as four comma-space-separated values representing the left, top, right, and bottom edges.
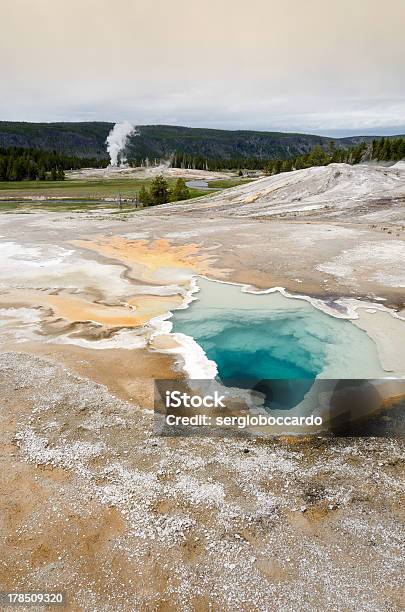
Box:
0, 164, 404, 610
1, 352, 404, 611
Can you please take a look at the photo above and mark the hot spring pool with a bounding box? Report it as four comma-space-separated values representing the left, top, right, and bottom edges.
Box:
170, 278, 386, 383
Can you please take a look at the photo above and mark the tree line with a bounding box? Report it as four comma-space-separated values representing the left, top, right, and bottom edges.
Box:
264, 137, 405, 175
2, 136, 404, 182
170, 152, 266, 171
129, 153, 266, 172
264, 142, 367, 174
130, 137, 405, 175
371, 137, 405, 161
0, 146, 108, 181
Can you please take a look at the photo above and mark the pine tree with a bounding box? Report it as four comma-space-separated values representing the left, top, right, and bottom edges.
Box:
381, 139, 392, 161
308, 144, 329, 166
139, 185, 151, 206
149, 175, 169, 205
170, 178, 190, 202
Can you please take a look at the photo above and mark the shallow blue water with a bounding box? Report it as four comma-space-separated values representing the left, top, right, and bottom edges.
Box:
174, 309, 321, 380
170, 278, 385, 385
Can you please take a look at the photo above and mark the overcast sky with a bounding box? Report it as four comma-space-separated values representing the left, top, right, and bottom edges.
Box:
2, 0, 404, 136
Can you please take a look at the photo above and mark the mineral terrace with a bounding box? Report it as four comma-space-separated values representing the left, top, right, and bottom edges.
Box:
0, 162, 404, 610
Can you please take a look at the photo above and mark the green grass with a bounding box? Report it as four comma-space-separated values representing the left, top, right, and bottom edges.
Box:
0, 185, 210, 212
0, 178, 183, 199
0, 174, 245, 213
207, 178, 256, 188
0, 177, 254, 198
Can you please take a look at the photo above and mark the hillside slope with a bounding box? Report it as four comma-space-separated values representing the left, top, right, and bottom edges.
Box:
125, 125, 346, 160
152, 162, 405, 224
0, 122, 112, 158
0, 122, 384, 161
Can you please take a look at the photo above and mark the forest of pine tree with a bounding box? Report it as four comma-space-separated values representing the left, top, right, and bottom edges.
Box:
130, 137, 405, 175
264, 137, 405, 175
371, 137, 405, 161
0, 146, 108, 181
1, 136, 404, 182
165, 152, 267, 172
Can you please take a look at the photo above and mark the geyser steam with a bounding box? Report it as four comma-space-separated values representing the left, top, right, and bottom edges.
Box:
106, 121, 137, 167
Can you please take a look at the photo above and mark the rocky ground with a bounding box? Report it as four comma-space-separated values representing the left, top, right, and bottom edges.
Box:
155, 162, 405, 225
0, 162, 404, 610
1, 352, 404, 611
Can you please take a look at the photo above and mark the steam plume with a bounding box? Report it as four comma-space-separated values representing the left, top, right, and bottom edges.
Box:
106, 121, 137, 167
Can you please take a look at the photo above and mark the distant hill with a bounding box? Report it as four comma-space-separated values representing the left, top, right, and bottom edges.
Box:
0, 122, 113, 159
125, 125, 347, 161
0, 121, 402, 162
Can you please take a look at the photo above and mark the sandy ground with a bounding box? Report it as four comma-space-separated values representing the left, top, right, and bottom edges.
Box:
0, 211, 404, 303
1, 352, 404, 611
0, 211, 404, 386
0, 163, 405, 610
353, 309, 405, 375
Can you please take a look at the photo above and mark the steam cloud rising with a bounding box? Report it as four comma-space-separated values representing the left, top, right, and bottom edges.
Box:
106, 121, 137, 166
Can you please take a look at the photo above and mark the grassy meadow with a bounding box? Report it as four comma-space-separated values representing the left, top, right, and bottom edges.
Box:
207, 178, 255, 188
0, 177, 212, 211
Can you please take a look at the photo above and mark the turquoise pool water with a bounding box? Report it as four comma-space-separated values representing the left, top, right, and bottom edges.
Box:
170, 278, 386, 384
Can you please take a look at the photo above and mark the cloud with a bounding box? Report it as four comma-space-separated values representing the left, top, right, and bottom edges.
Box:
1, 0, 404, 135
